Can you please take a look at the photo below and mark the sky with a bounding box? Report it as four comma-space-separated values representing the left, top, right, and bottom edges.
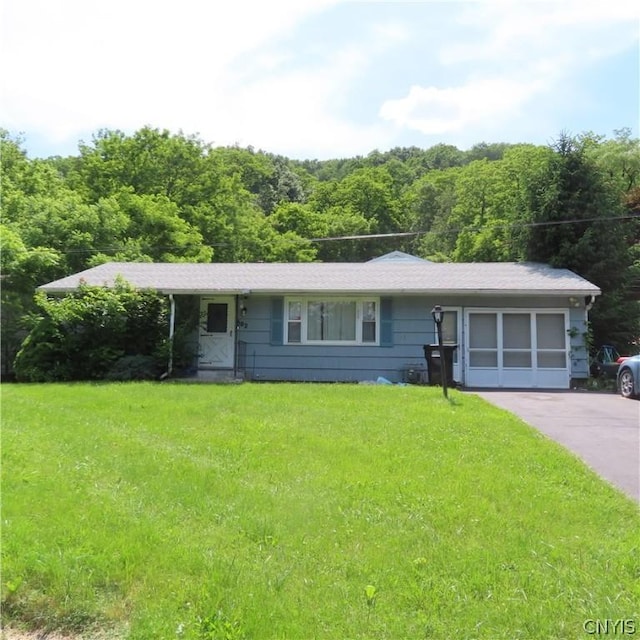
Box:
2, 0, 639, 160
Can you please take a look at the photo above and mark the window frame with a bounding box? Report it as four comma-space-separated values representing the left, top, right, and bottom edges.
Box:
284, 296, 380, 346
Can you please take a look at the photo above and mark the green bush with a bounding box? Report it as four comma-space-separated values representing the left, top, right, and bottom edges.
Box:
14, 279, 169, 382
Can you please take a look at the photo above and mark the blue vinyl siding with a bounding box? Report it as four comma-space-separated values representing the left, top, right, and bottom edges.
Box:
568, 306, 590, 379
198, 293, 587, 385
238, 295, 430, 383
380, 297, 393, 347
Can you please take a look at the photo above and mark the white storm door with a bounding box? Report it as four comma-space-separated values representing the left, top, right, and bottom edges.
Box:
440, 308, 462, 383
198, 297, 236, 369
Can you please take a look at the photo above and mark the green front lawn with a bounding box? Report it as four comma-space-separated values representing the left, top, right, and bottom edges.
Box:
2, 383, 638, 639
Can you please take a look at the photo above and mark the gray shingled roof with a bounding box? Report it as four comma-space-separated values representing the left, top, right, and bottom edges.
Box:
38, 261, 601, 296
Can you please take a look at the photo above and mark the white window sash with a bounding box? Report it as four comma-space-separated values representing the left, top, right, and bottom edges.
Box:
284, 297, 380, 346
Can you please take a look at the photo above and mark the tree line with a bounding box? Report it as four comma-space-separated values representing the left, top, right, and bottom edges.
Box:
1, 126, 639, 375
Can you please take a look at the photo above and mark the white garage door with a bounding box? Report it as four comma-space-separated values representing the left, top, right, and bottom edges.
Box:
464, 310, 570, 388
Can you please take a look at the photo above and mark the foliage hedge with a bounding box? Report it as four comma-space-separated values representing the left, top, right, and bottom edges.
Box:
2, 127, 639, 364
14, 279, 170, 382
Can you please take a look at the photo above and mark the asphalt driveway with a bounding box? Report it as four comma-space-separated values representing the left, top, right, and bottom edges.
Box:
474, 390, 640, 502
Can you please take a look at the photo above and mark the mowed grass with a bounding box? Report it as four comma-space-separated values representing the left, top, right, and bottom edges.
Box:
2, 383, 639, 640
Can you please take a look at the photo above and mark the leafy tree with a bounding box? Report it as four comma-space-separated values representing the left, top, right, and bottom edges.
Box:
304, 166, 409, 259
0, 133, 72, 376
582, 128, 640, 194
295, 156, 367, 182
0, 226, 63, 377
265, 156, 309, 210
451, 146, 554, 262
14, 280, 169, 381
71, 127, 209, 203
465, 142, 513, 163
209, 146, 276, 208
448, 159, 502, 261
305, 182, 372, 260
584, 129, 640, 325
407, 168, 460, 259
115, 191, 212, 262
268, 202, 329, 244
421, 143, 466, 170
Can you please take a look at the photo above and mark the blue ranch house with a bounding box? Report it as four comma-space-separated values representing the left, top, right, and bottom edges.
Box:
39, 252, 601, 389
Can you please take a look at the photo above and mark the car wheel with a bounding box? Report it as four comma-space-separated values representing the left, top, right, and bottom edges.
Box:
619, 368, 636, 399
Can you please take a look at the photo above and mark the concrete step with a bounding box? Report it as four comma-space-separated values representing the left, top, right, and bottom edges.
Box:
165, 369, 244, 383
194, 370, 244, 383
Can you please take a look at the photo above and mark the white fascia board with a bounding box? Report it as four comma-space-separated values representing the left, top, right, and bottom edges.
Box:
157, 288, 604, 297
39, 286, 602, 297
161, 289, 245, 295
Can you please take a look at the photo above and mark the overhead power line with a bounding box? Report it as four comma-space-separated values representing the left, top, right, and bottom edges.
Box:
309, 213, 639, 243
51, 212, 639, 255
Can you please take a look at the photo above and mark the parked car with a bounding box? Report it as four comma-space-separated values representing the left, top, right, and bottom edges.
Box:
590, 345, 630, 379
617, 354, 640, 399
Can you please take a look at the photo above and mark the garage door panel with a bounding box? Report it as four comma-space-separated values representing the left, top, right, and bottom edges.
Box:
465, 309, 569, 389
470, 351, 498, 367
502, 369, 535, 388
537, 352, 567, 368
537, 313, 565, 348
469, 313, 497, 348
503, 313, 531, 349
504, 352, 532, 368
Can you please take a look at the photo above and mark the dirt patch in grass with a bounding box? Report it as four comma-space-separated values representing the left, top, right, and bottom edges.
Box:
1, 628, 124, 640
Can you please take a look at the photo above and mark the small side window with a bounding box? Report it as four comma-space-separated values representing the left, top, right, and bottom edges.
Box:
287, 301, 302, 343
362, 301, 376, 343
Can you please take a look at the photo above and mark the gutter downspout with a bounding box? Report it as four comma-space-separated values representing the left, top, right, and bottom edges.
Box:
161, 294, 176, 380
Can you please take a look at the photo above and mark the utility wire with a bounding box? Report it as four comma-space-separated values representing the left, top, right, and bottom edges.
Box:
51, 212, 640, 254
309, 213, 639, 242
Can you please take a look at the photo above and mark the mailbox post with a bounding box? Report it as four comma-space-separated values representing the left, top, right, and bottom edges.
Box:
431, 305, 448, 399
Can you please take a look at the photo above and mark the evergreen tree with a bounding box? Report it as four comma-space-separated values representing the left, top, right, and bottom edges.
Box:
527, 133, 637, 349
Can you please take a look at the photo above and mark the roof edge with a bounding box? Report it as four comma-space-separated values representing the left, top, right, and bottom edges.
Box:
38, 286, 602, 297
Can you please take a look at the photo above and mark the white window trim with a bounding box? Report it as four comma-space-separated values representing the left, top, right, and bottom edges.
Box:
284, 296, 380, 346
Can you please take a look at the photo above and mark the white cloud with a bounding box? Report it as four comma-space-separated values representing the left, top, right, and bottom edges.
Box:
379, 0, 639, 140
442, 0, 639, 65
379, 75, 550, 135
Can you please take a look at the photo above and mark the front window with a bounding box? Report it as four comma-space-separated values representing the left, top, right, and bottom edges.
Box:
285, 298, 378, 345
308, 301, 356, 341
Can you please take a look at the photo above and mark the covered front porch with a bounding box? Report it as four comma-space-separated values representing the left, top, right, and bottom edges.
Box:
168, 293, 249, 381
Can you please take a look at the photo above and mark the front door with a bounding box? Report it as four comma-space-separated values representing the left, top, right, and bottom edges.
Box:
198, 297, 236, 369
